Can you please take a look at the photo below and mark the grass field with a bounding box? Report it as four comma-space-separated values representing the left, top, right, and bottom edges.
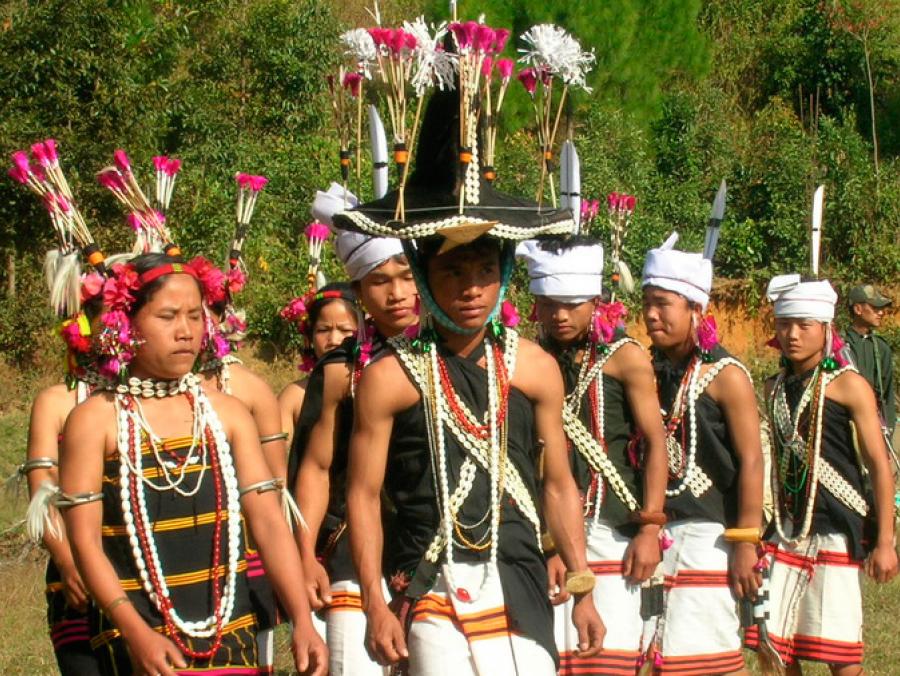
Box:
1, 346, 898, 674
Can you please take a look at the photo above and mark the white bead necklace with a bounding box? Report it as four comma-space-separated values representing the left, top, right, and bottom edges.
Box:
116, 384, 241, 638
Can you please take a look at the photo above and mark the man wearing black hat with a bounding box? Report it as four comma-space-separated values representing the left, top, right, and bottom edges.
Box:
845, 284, 894, 434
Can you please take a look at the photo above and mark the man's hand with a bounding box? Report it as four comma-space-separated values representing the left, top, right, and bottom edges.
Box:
365, 602, 408, 666
291, 617, 328, 675
729, 541, 761, 600
125, 625, 186, 676
546, 554, 571, 606
59, 561, 89, 612
570, 593, 605, 657
303, 558, 333, 611
623, 526, 662, 584
866, 542, 899, 583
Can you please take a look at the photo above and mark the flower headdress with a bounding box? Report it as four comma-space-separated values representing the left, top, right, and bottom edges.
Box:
97, 149, 180, 256
280, 286, 362, 372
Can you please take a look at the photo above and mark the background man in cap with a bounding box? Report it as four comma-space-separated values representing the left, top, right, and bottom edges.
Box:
845, 284, 894, 434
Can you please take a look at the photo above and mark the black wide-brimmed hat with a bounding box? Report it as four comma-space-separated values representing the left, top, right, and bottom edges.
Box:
332, 86, 575, 243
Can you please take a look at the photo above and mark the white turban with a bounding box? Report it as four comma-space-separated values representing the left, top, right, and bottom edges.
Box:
334, 230, 404, 281
312, 182, 404, 281
641, 232, 712, 311
516, 239, 603, 303
767, 274, 836, 322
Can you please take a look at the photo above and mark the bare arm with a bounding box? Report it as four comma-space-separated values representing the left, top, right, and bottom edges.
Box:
278, 380, 307, 448
709, 364, 765, 598
294, 363, 350, 608
829, 371, 898, 583
608, 343, 667, 582
515, 339, 605, 656
347, 356, 415, 665
232, 365, 288, 480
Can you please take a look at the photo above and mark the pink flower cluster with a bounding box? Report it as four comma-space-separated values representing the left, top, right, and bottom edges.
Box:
96, 309, 138, 380
500, 299, 520, 328
607, 192, 636, 214
368, 27, 417, 55
357, 323, 376, 369
113, 149, 132, 174
189, 256, 245, 306
152, 155, 182, 177
517, 67, 551, 95
481, 57, 515, 80
342, 72, 363, 97
590, 301, 628, 344
29, 139, 59, 169
80, 272, 105, 302
60, 317, 91, 354
304, 222, 330, 243
102, 263, 140, 312
580, 199, 601, 224
449, 22, 510, 53
235, 173, 268, 192
96, 167, 128, 193
7, 146, 50, 185
280, 296, 309, 332
696, 313, 719, 352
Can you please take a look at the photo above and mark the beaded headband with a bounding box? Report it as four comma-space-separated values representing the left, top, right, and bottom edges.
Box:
138, 262, 198, 288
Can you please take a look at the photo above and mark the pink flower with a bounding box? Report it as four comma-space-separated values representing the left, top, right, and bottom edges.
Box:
189, 256, 227, 305
43, 139, 58, 164
696, 314, 719, 352
11, 151, 31, 174
368, 27, 388, 46
517, 68, 537, 95
164, 158, 181, 176
103, 266, 139, 311
113, 149, 131, 174
30, 142, 51, 167
463, 21, 479, 47
481, 56, 494, 78
493, 28, 510, 53
591, 301, 627, 344
449, 22, 469, 49
475, 25, 495, 53
212, 332, 231, 359
249, 175, 268, 191
500, 299, 520, 328
126, 213, 142, 231
660, 532, 674, 550
61, 320, 91, 354
225, 266, 246, 294
496, 58, 514, 80
280, 297, 308, 322
98, 358, 121, 380
607, 192, 619, 212
235, 172, 250, 189
81, 272, 105, 301
305, 222, 330, 242
153, 155, 168, 171
830, 325, 849, 366
580, 200, 590, 220
97, 169, 126, 192
590, 199, 600, 219
8, 166, 28, 184
404, 31, 417, 51
623, 194, 636, 212
342, 71, 363, 97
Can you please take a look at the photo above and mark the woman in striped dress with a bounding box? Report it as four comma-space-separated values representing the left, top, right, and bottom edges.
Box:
59, 253, 327, 675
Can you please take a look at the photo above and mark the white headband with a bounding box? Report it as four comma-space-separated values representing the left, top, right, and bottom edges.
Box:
767, 274, 836, 322
641, 232, 712, 310
516, 239, 603, 301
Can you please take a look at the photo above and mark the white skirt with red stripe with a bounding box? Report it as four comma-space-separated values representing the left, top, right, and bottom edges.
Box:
408, 562, 555, 676
325, 578, 390, 675
642, 519, 745, 675
745, 531, 864, 666
554, 520, 642, 675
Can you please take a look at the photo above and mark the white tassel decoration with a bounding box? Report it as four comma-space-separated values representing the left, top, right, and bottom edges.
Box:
26, 481, 62, 543
281, 486, 308, 532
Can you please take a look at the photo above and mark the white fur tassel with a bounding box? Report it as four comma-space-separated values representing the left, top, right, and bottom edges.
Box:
49, 251, 82, 318
26, 481, 62, 543
281, 486, 308, 532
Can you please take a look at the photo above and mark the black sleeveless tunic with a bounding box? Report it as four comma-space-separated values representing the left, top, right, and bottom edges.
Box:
654, 345, 742, 526
773, 370, 873, 560
387, 341, 557, 664
556, 341, 642, 532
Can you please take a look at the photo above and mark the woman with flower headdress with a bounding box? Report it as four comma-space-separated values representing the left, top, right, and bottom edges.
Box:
518, 236, 668, 675
278, 281, 362, 448
744, 275, 897, 674
639, 232, 764, 675
59, 253, 327, 675
287, 189, 418, 674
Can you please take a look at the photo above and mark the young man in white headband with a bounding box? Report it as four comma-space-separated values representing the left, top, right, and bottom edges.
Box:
640, 233, 764, 675
289, 184, 418, 675
519, 237, 668, 675
746, 274, 897, 673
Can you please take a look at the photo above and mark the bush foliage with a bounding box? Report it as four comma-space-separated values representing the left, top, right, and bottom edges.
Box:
0, 0, 898, 365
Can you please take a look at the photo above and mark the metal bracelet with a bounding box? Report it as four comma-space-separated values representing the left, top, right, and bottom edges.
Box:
238, 477, 285, 497
18, 457, 58, 475
259, 432, 289, 445
55, 491, 104, 508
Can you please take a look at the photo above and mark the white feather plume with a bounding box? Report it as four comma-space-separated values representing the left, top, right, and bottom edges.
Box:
48, 251, 82, 318
26, 481, 62, 543
404, 17, 457, 96
341, 28, 377, 78
518, 24, 595, 91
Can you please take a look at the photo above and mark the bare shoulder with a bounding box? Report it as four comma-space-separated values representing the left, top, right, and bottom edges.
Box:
230, 363, 276, 397
703, 358, 754, 405
356, 351, 419, 413
606, 340, 652, 379
206, 389, 254, 422
826, 369, 875, 408
64, 390, 116, 437
278, 379, 308, 402
30, 383, 75, 419
511, 337, 562, 399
